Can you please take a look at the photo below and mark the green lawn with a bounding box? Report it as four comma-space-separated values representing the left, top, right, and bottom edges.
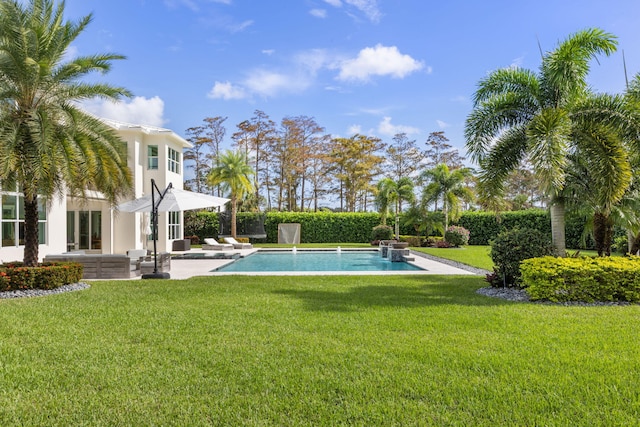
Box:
412, 245, 494, 271
1, 275, 639, 425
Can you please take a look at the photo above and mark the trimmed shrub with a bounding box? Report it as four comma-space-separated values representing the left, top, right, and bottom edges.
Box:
372, 225, 393, 241
0, 262, 83, 291
184, 211, 219, 242
444, 226, 470, 247
521, 256, 640, 302
455, 209, 551, 245
489, 227, 556, 287
400, 235, 423, 247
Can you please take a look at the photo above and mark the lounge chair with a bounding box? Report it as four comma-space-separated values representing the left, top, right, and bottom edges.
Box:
202, 238, 233, 251
224, 237, 253, 249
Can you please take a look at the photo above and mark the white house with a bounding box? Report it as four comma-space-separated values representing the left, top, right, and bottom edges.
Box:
0, 118, 191, 262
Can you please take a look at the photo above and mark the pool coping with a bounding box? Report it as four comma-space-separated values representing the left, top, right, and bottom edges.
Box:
165, 248, 479, 279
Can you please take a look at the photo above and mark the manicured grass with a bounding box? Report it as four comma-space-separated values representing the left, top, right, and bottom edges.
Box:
413, 245, 494, 270
1, 275, 639, 425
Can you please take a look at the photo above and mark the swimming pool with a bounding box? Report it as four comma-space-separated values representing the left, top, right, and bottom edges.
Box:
215, 250, 423, 272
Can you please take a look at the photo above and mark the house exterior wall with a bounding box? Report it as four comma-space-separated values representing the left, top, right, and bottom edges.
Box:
0, 118, 190, 263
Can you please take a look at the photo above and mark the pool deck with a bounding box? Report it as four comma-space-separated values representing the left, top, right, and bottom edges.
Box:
163, 248, 480, 279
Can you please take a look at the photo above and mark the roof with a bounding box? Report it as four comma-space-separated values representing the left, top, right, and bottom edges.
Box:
99, 117, 192, 149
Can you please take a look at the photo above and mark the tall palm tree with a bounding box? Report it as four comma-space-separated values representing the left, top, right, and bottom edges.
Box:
421, 164, 474, 229
207, 150, 255, 238
375, 177, 414, 239
0, 0, 133, 266
465, 28, 640, 256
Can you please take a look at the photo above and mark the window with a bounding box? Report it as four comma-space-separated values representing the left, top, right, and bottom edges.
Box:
78, 211, 102, 250
168, 211, 181, 240
148, 145, 158, 170
168, 147, 180, 174
1, 194, 46, 247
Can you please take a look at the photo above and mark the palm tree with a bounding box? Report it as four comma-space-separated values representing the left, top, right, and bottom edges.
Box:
0, 0, 133, 266
465, 28, 640, 256
421, 164, 474, 229
207, 150, 255, 238
402, 203, 444, 239
375, 177, 414, 238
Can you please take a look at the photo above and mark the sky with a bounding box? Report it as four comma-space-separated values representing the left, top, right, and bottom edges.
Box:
63, 0, 640, 169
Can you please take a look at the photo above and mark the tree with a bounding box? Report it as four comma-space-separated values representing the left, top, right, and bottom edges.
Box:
424, 131, 464, 169
232, 110, 276, 210
207, 150, 255, 238
465, 28, 640, 255
329, 134, 385, 212
202, 116, 227, 196
421, 164, 474, 229
183, 125, 210, 193
375, 177, 414, 239
0, 0, 132, 266
386, 133, 424, 181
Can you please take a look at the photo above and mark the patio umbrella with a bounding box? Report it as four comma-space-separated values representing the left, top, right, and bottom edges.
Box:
117, 186, 228, 213
117, 179, 229, 279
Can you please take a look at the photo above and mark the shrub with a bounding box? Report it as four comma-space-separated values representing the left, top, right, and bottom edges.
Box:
613, 235, 628, 254
400, 235, 422, 247
186, 235, 200, 245
371, 224, 393, 241
489, 227, 556, 287
0, 262, 83, 291
444, 226, 470, 247
435, 240, 452, 248
521, 256, 640, 302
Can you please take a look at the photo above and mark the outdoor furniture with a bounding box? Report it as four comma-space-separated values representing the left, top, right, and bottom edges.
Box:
202, 238, 233, 251
127, 249, 148, 270
44, 254, 139, 279
171, 239, 191, 251
140, 252, 171, 275
223, 237, 253, 249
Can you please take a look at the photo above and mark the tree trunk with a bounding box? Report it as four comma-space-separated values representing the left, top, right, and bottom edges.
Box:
231, 196, 237, 238
23, 195, 39, 267
549, 197, 566, 257
629, 231, 640, 255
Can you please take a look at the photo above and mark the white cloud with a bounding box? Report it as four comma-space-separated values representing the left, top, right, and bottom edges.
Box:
377, 116, 420, 136
348, 124, 362, 135
337, 44, 424, 82
81, 96, 166, 127
345, 0, 382, 23
62, 45, 79, 63
229, 20, 254, 33
323, 0, 381, 23
208, 81, 247, 100
243, 69, 311, 97
262, 49, 275, 55
310, 9, 327, 18
436, 120, 450, 129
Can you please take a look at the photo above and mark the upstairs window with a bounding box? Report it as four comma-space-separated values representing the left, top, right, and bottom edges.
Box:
168, 147, 180, 174
148, 145, 158, 170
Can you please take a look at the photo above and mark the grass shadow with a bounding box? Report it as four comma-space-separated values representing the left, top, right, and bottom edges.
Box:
273, 275, 516, 312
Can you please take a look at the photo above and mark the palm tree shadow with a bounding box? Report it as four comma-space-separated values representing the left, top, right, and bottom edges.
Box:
273, 276, 515, 312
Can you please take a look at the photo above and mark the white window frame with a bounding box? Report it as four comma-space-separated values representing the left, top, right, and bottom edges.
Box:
168, 147, 180, 174
1, 193, 46, 247
168, 211, 181, 240
148, 145, 159, 170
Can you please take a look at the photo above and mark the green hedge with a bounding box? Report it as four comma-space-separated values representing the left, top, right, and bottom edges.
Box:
454, 209, 551, 245
184, 209, 595, 247
264, 212, 381, 243
0, 262, 83, 291
520, 256, 640, 302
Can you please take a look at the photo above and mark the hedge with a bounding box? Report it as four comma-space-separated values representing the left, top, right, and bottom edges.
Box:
0, 262, 83, 291
184, 209, 596, 247
520, 256, 640, 303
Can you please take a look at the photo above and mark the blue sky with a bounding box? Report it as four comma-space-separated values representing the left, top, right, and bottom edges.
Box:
65, 0, 640, 165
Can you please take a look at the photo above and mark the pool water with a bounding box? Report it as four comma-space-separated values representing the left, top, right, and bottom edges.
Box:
216, 250, 423, 272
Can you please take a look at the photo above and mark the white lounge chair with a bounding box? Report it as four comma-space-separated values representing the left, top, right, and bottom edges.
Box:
224, 237, 253, 249
202, 238, 233, 251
